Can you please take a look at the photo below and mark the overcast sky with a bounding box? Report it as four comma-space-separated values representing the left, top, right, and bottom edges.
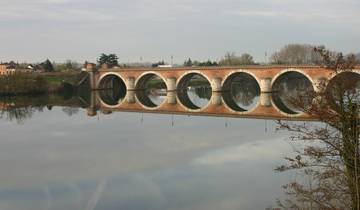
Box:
0, 0, 359, 63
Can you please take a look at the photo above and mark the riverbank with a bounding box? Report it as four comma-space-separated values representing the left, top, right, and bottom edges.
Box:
0, 71, 88, 96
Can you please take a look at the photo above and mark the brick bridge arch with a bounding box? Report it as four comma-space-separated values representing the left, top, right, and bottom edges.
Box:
85, 65, 359, 119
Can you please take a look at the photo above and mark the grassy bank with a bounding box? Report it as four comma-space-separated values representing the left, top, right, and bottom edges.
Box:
42, 72, 84, 87
0, 72, 87, 96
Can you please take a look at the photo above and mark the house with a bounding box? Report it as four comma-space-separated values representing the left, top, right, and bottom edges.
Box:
0, 63, 16, 75
0, 64, 7, 75
26, 64, 45, 73
0, 102, 14, 110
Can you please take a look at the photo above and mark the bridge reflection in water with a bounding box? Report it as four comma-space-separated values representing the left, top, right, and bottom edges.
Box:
89, 73, 316, 120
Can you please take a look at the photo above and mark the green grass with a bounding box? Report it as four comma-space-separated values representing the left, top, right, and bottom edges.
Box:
43, 75, 64, 86
43, 72, 81, 87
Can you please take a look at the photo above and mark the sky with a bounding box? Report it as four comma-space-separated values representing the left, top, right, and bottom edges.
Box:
0, 0, 359, 63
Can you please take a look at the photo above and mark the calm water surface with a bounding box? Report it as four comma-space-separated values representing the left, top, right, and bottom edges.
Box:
0, 73, 315, 210
0, 106, 300, 210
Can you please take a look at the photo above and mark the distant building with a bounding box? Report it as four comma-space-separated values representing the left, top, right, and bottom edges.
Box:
82, 62, 97, 71
0, 63, 16, 75
0, 63, 45, 75
157, 64, 172, 68
0, 64, 7, 75
30, 64, 45, 73
0, 102, 14, 110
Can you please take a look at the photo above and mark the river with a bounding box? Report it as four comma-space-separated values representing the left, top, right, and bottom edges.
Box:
0, 73, 312, 210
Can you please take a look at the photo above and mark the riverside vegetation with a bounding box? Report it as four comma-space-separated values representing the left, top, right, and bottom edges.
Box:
0, 71, 88, 96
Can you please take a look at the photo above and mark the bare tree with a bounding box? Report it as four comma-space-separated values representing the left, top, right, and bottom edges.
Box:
270, 44, 324, 65
355, 53, 360, 64
219, 52, 255, 65
276, 46, 360, 209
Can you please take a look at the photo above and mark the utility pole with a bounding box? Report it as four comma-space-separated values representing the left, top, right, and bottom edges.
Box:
265, 52, 268, 64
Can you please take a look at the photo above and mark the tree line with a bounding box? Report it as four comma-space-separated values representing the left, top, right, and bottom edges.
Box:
5, 44, 358, 72
96, 44, 360, 68
2, 59, 83, 72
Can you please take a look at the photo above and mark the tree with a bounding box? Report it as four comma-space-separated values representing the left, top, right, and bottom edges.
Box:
41, 59, 54, 72
238, 53, 255, 65
97, 53, 119, 68
356, 53, 360, 64
65, 60, 81, 71
184, 58, 193, 67
151, 60, 165, 68
186, 59, 218, 67
53, 60, 81, 72
276, 47, 360, 209
270, 44, 324, 65
219, 52, 255, 66
197, 60, 218, 66
219, 52, 237, 65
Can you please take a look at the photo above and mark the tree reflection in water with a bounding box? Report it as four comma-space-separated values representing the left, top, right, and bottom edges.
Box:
272, 72, 314, 115
177, 74, 212, 110
135, 74, 167, 108
99, 88, 126, 106
0, 94, 86, 124
98, 75, 127, 106
222, 73, 260, 112
0, 106, 37, 124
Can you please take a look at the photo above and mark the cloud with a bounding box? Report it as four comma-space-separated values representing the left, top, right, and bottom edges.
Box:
2, 0, 359, 24
85, 179, 107, 210
0, 0, 359, 62
192, 137, 291, 165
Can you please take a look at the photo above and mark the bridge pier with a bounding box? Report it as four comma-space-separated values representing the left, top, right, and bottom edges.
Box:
166, 77, 177, 91
211, 92, 222, 106
126, 77, 136, 91
211, 77, 222, 92
260, 78, 272, 93
167, 92, 177, 104
87, 90, 99, 116
260, 93, 271, 107
126, 91, 136, 104
85, 63, 98, 90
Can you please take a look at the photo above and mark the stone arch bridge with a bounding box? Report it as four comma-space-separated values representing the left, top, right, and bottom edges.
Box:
85, 64, 359, 120
87, 65, 341, 92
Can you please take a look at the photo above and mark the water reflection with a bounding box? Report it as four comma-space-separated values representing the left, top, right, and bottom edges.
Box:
0, 95, 87, 123
98, 74, 127, 106
0, 108, 289, 210
177, 73, 212, 110
272, 71, 314, 115
136, 74, 167, 108
1, 73, 358, 209
326, 72, 360, 111
0, 87, 314, 124
99, 88, 126, 106
222, 73, 260, 112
